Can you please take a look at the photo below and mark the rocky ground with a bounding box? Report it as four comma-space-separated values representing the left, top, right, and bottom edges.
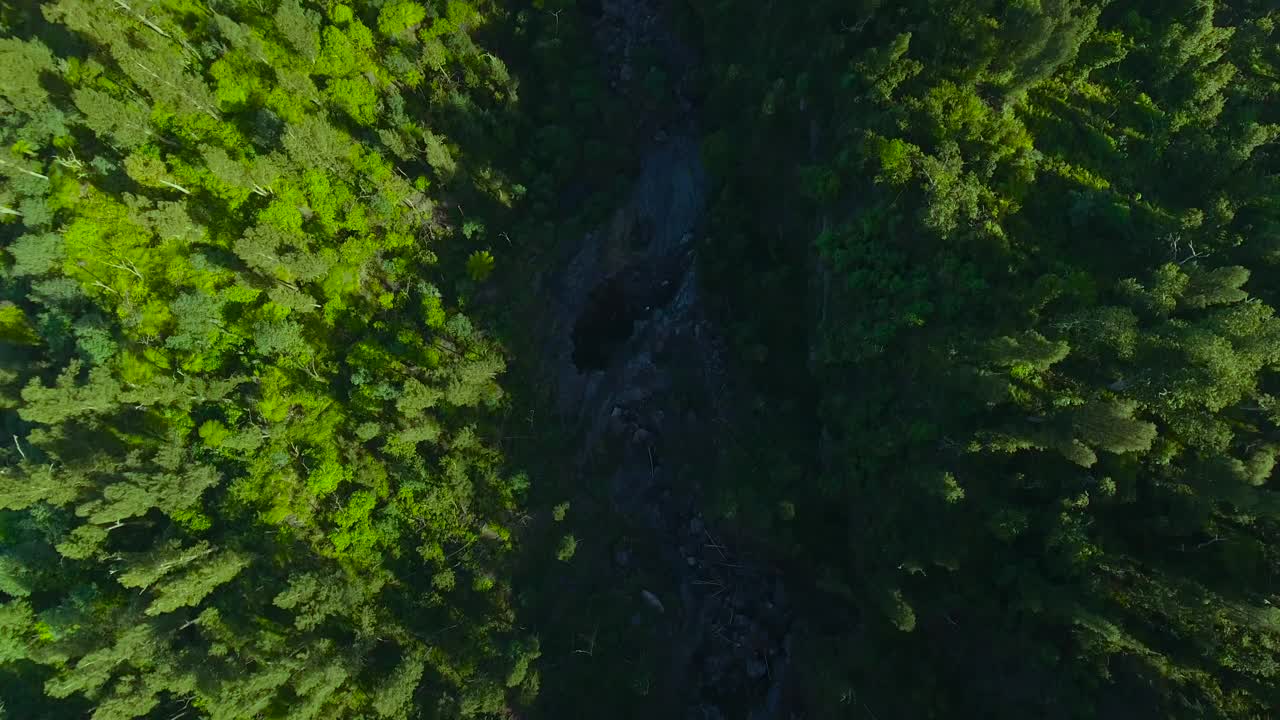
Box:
537, 1, 797, 717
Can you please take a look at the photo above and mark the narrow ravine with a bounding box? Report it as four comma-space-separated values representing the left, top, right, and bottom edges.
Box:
535, 2, 796, 717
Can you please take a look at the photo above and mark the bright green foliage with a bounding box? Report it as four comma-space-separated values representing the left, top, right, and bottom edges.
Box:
379, 1, 428, 37
0, 1, 532, 718
467, 249, 496, 281
555, 534, 577, 562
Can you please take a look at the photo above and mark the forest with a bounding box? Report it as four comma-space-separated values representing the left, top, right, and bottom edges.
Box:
1, 0, 1278, 719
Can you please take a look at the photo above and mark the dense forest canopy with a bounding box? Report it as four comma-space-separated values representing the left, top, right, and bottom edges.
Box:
1, 0, 1279, 718
693, 0, 1280, 716
0, 1, 538, 717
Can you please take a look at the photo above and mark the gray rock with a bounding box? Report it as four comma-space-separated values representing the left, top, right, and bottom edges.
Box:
701, 652, 731, 686
536, 1, 800, 713
687, 704, 724, 720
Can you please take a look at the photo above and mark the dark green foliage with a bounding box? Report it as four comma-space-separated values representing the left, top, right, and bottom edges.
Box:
690, 0, 1280, 717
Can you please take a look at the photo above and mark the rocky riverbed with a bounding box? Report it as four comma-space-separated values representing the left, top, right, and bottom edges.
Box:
537, 1, 797, 717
